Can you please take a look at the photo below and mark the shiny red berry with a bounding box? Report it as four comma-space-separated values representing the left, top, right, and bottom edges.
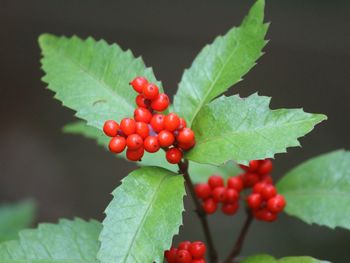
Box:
135, 122, 149, 139
248, 160, 261, 172
178, 241, 191, 251
222, 202, 239, 215
194, 183, 211, 200
130, 76, 148, 93
208, 175, 224, 189
254, 208, 277, 222
143, 83, 159, 100
166, 148, 183, 164
178, 140, 195, 151
177, 128, 195, 145
227, 176, 244, 192
126, 146, 144, 161
212, 187, 226, 203
178, 118, 187, 130
175, 249, 192, 263
189, 241, 206, 259
164, 113, 180, 132
261, 184, 277, 200
247, 193, 262, 209
192, 259, 206, 263
103, 120, 119, 137
267, 194, 286, 213
126, 134, 143, 150
151, 93, 169, 112
135, 94, 149, 108
164, 248, 177, 263
258, 159, 273, 175
225, 188, 239, 203
253, 182, 267, 194
242, 173, 260, 188
144, 136, 160, 153
150, 114, 165, 133
261, 174, 273, 184
134, 107, 152, 123
158, 130, 175, 147
108, 136, 126, 153
120, 118, 136, 136
202, 198, 217, 214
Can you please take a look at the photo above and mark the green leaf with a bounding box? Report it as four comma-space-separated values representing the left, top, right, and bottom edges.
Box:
39, 34, 161, 129
186, 94, 327, 165
242, 254, 330, 263
98, 167, 185, 263
63, 121, 242, 182
174, 0, 268, 126
277, 150, 350, 230
0, 218, 101, 263
0, 200, 36, 242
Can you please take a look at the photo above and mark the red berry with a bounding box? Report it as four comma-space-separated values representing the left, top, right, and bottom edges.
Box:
126, 146, 144, 161
178, 241, 191, 251
225, 188, 239, 203
227, 176, 244, 192
192, 259, 206, 263
164, 113, 180, 132
261, 174, 273, 184
254, 208, 277, 222
267, 194, 286, 213
135, 122, 149, 139
258, 159, 273, 175
242, 173, 260, 188
212, 187, 226, 203
178, 140, 195, 151
178, 118, 187, 130
175, 249, 192, 263
143, 83, 159, 100
134, 107, 152, 123
120, 118, 136, 136
194, 183, 211, 200
135, 94, 149, 108
165, 248, 178, 263
189, 241, 206, 259
253, 182, 267, 194
222, 202, 239, 215
166, 148, 183, 164
103, 120, 119, 137
202, 198, 217, 214
130, 76, 148, 93
151, 93, 169, 112
150, 114, 165, 133
248, 160, 261, 172
247, 193, 262, 209
158, 130, 175, 147
261, 184, 277, 200
108, 136, 126, 153
208, 175, 224, 189
143, 136, 160, 153
126, 134, 143, 150
177, 128, 195, 145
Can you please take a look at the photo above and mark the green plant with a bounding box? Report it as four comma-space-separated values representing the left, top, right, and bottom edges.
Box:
3, 0, 349, 262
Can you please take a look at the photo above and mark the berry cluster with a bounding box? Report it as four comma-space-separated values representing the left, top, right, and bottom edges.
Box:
195, 175, 241, 215
165, 241, 206, 263
102, 77, 195, 164
194, 159, 286, 222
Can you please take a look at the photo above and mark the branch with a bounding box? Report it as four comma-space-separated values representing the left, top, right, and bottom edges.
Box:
224, 211, 254, 263
178, 159, 219, 263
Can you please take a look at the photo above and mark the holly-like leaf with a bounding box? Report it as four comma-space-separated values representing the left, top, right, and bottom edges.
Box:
186, 94, 326, 165
0, 200, 36, 242
0, 218, 101, 263
174, 0, 268, 126
277, 150, 350, 230
242, 255, 330, 263
39, 34, 162, 129
98, 167, 185, 263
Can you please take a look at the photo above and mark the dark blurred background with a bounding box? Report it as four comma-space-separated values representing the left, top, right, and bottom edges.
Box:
1, 0, 349, 262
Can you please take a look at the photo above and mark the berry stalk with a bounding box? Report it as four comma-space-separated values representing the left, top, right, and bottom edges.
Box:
178, 160, 219, 263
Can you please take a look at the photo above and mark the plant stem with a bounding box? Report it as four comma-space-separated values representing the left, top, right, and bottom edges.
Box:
178, 159, 219, 263
224, 211, 254, 263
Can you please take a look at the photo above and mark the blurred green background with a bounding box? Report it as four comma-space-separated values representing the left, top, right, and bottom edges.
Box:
0, 0, 349, 262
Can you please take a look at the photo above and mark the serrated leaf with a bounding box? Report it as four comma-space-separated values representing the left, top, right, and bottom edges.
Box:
0, 218, 101, 263
0, 200, 36, 242
277, 150, 350, 230
174, 0, 268, 126
63, 121, 242, 182
242, 254, 330, 263
98, 167, 185, 263
186, 94, 326, 165
39, 34, 162, 129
